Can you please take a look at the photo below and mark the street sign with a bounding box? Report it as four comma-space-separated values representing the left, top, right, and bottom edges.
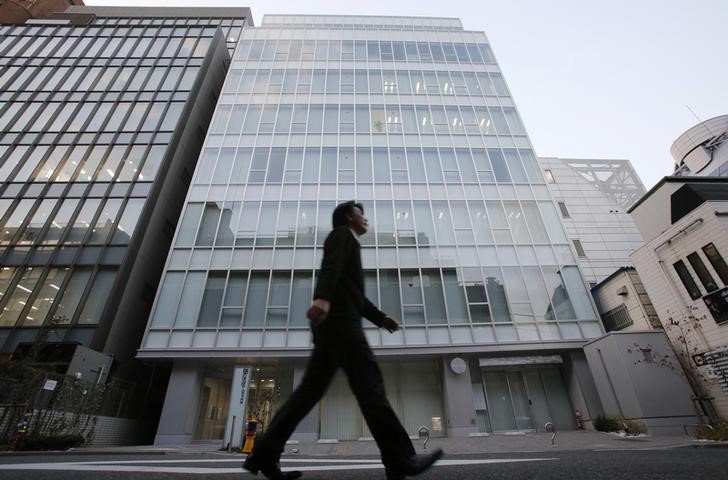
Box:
43, 379, 58, 391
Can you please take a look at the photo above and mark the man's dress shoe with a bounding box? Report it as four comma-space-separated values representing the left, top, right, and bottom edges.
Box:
385, 448, 444, 480
242, 455, 302, 480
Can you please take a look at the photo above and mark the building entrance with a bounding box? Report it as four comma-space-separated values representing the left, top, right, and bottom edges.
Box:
479, 367, 575, 433
195, 367, 282, 441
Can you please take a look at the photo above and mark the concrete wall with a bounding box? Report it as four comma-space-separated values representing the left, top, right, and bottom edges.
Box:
154, 362, 204, 445
563, 350, 604, 427
584, 331, 697, 434
441, 356, 478, 436
290, 362, 320, 442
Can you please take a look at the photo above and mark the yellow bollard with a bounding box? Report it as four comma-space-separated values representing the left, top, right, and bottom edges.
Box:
242, 418, 257, 454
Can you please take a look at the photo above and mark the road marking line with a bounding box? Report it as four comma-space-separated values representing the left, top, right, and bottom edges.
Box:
0, 457, 557, 474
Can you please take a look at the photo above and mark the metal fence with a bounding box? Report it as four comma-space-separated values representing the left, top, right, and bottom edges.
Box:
0, 363, 135, 443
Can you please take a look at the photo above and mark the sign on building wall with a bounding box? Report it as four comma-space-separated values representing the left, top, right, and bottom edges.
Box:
224, 366, 252, 449
702, 347, 728, 394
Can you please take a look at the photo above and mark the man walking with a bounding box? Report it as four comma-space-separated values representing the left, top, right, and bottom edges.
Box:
243, 201, 443, 480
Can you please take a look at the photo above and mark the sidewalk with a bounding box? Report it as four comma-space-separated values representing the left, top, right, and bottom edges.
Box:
62, 430, 723, 457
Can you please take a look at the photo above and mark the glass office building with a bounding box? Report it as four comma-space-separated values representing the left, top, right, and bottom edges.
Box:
140, 15, 604, 444
0, 6, 251, 426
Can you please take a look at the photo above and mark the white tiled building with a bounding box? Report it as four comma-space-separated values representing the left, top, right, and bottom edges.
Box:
538, 157, 646, 286
630, 177, 728, 420
138, 15, 607, 445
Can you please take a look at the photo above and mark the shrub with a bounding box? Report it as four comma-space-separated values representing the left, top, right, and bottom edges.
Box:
696, 420, 728, 441
614, 416, 646, 435
594, 414, 646, 435
15, 434, 85, 451
594, 414, 620, 432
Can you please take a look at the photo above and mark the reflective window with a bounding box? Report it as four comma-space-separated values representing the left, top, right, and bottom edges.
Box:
687, 252, 718, 293
52, 267, 91, 325
88, 199, 122, 244
18, 198, 56, 246
198, 272, 226, 327
77, 269, 117, 325
23, 267, 69, 327
673, 260, 702, 299
112, 198, 145, 244
0, 267, 42, 327
1, 199, 35, 245
702, 243, 728, 285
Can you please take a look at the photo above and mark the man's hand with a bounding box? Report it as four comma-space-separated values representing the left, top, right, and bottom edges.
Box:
307, 298, 331, 327
381, 316, 400, 333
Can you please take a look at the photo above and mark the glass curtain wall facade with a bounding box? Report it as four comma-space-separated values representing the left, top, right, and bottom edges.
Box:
141, 15, 603, 443
0, 7, 251, 426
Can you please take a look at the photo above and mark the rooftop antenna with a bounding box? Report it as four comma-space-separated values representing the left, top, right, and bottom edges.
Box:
686, 105, 715, 137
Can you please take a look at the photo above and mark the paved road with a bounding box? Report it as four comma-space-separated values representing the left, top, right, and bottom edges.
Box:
0, 446, 725, 479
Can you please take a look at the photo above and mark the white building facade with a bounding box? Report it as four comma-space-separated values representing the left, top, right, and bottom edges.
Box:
538, 157, 646, 286
630, 177, 728, 421
138, 15, 605, 445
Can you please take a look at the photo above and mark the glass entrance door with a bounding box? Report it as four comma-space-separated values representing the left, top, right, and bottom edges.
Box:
481, 367, 574, 433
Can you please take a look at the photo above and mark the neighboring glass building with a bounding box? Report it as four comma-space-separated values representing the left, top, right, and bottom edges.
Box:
0, 6, 252, 432
140, 15, 605, 444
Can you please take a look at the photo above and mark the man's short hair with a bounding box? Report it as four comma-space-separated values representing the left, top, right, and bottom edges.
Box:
332, 201, 364, 229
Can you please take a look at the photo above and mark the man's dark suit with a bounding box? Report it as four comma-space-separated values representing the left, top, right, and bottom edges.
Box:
250, 225, 415, 468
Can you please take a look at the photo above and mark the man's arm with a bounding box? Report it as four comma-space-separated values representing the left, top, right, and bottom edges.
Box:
308, 227, 354, 326
363, 298, 400, 333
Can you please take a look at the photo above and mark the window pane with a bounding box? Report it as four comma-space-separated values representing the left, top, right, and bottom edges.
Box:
112, 198, 145, 244
18, 199, 56, 246
290, 271, 312, 327
422, 269, 447, 324
52, 267, 91, 325
561, 266, 596, 320
0, 268, 42, 327
243, 272, 268, 327
198, 272, 226, 327
77, 269, 117, 325
88, 199, 122, 244
151, 271, 185, 327
504, 201, 529, 243
443, 269, 469, 324
267, 272, 290, 327
702, 243, 728, 285
687, 252, 718, 292
216, 202, 241, 246
674, 260, 701, 299
1, 199, 35, 245
24, 267, 69, 326
484, 267, 510, 323
196, 202, 222, 246
431, 201, 454, 244
221, 272, 246, 327
174, 271, 205, 327
65, 198, 101, 244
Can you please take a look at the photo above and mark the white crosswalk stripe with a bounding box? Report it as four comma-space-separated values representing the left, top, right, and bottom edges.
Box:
0, 456, 558, 474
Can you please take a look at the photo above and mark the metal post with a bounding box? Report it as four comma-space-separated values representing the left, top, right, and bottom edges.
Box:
227, 416, 236, 452
417, 426, 430, 451
544, 422, 556, 446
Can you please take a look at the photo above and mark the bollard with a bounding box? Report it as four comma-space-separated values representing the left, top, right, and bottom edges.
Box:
544, 422, 556, 446
417, 426, 430, 451
242, 419, 257, 454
